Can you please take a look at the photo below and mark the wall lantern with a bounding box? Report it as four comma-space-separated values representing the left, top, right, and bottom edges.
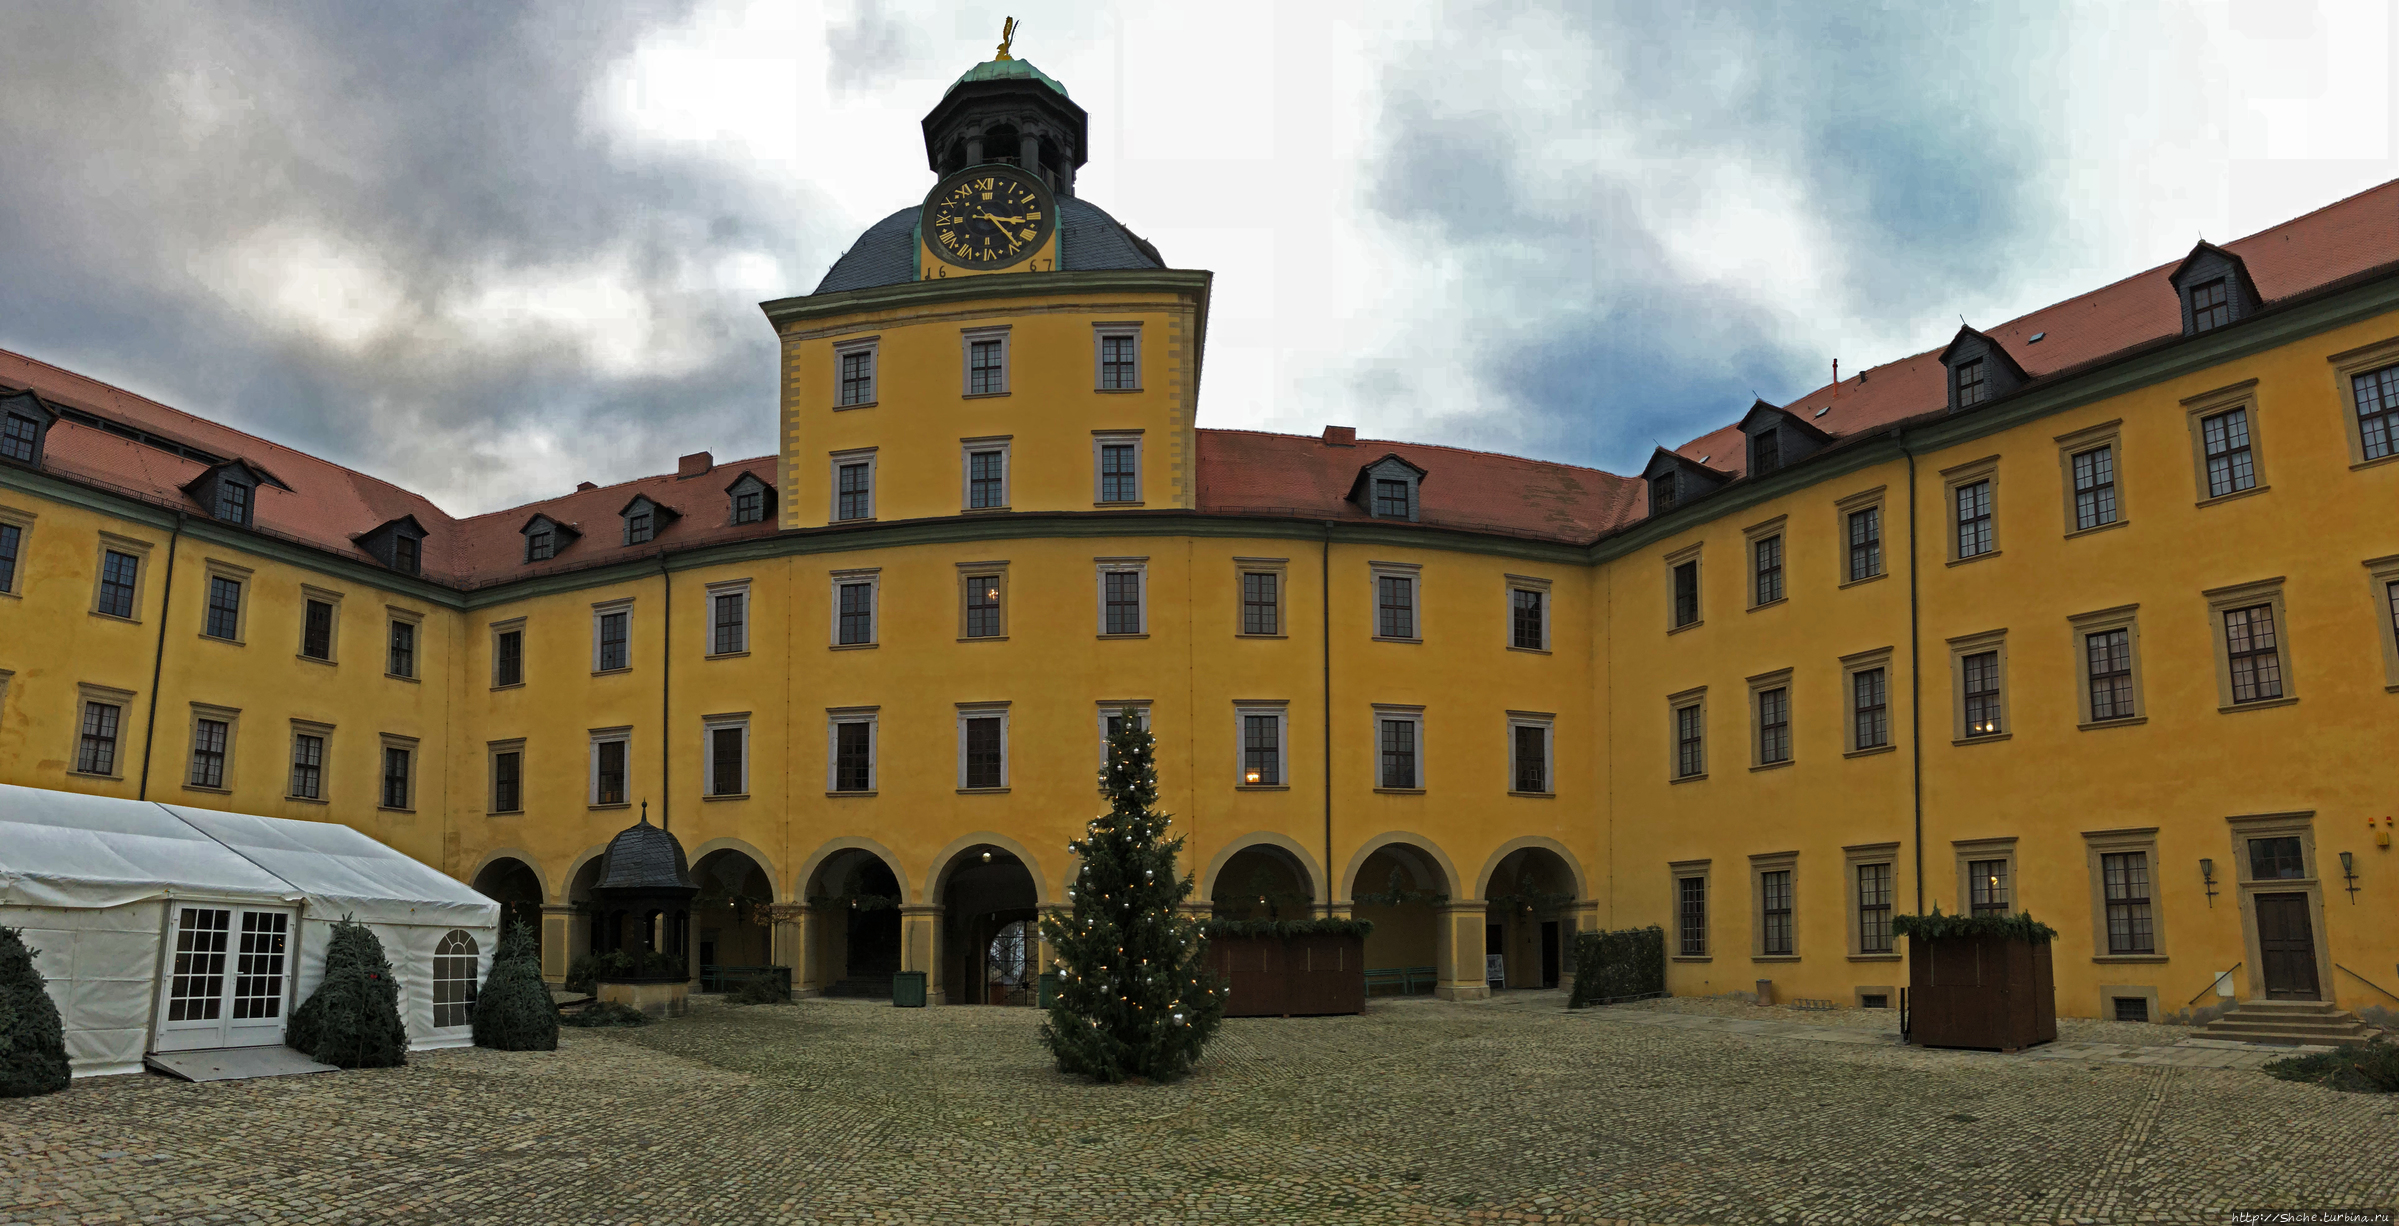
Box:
2199, 858, 2217, 908
2340, 851, 2359, 903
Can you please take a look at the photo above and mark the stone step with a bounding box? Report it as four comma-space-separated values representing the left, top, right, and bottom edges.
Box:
2202, 1020, 2370, 1040
2228, 999, 2343, 1014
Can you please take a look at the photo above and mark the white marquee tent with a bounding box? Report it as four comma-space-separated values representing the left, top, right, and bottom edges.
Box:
0, 782, 498, 1076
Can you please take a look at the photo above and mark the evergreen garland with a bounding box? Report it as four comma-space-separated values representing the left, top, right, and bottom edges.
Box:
286, 918, 409, 1069
1890, 905, 2059, 944
471, 921, 559, 1052
0, 927, 71, 1097
1197, 918, 1375, 941
1039, 708, 1225, 1083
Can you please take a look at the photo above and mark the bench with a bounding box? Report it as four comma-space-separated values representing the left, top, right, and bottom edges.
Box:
1365, 966, 1438, 996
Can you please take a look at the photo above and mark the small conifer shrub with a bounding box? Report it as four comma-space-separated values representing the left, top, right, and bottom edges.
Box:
0, 927, 71, 1097
561, 1001, 651, 1028
287, 918, 409, 1068
472, 921, 558, 1051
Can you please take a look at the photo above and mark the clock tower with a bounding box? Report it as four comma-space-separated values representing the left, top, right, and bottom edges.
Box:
914, 39, 1089, 280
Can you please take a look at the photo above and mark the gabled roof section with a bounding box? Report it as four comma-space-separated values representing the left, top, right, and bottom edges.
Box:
1196, 430, 1640, 543
1736, 399, 1832, 444
1641, 447, 1728, 483
1342, 452, 1427, 502
354, 513, 429, 541
724, 469, 774, 493
2168, 239, 2262, 297
520, 512, 580, 539
1935, 325, 2031, 380
617, 492, 681, 521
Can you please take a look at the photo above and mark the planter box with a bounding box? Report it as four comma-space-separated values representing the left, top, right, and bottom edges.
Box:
892, 971, 927, 1008
1907, 934, 2055, 1052
1205, 933, 1365, 1017
598, 978, 689, 1019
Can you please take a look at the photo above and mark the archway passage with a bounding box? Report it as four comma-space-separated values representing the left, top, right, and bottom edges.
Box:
1210, 844, 1316, 920
693, 849, 775, 990
806, 850, 902, 996
1351, 844, 1448, 996
472, 858, 544, 959
567, 856, 605, 965
940, 845, 1038, 1005
1485, 846, 1578, 990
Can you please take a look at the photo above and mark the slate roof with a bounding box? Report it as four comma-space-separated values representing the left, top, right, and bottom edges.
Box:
813, 195, 1165, 294
594, 816, 695, 893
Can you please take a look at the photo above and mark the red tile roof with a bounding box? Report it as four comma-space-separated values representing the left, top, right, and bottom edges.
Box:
1197, 429, 1644, 543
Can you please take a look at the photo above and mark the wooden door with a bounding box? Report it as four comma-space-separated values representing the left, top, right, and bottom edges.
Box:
2254, 893, 2321, 1000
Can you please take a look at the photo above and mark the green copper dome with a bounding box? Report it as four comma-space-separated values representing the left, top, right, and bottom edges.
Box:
949, 57, 1067, 97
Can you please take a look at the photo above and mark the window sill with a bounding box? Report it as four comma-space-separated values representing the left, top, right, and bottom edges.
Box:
1750, 760, 1793, 773
956, 786, 1010, 795
1670, 955, 1712, 963
826, 790, 876, 798
377, 806, 415, 815
589, 803, 631, 812
1236, 633, 1288, 640
297, 654, 336, 667
1094, 387, 1144, 394
199, 634, 244, 646
1847, 954, 1902, 963
2350, 453, 2399, 473
962, 391, 1012, 400
386, 673, 420, 684
2195, 484, 2270, 509
1945, 549, 2002, 568
2078, 715, 2148, 731
1751, 955, 1801, 964
1094, 500, 1145, 508
286, 796, 327, 805
1951, 732, 2013, 747
1837, 572, 1889, 590
1669, 773, 1708, 785
1373, 787, 1425, 796
958, 635, 1009, 643
705, 651, 752, 661
183, 785, 230, 796
829, 642, 879, 651
490, 682, 525, 692
1747, 597, 1788, 613
2092, 954, 2170, 964
961, 506, 1013, 515
88, 612, 142, 625
1235, 784, 1290, 792
589, 668, 630, 678
1507, 645, 1551, 655
2063, 518, 2130, 540
2219, 696, 2298, 714
1098, 633, 1150, 640
832, 516, 877, 525
1507, 790, 1556, 799
703, 793, 748, 802
833, 401, 877, 411
1844, 744, 1897, 759
487, 809, 522, 817
1371, 636, 1423, 645
1667, 619, 1704, 636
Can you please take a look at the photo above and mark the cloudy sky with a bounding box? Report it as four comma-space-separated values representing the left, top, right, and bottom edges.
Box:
0, 1, 2392, 514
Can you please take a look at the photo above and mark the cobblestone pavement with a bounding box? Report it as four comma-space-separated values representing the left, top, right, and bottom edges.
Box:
3, 992, 2394, 1225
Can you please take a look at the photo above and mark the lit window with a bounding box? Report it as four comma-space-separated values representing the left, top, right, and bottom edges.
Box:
1962, 651, 2002, 737
965, 575, 1002, 638
1241, 714, 1281, 786
1968, 859, 2008, 916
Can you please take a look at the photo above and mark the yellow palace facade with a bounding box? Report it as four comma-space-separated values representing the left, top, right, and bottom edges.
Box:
2, 53, 2395, 1026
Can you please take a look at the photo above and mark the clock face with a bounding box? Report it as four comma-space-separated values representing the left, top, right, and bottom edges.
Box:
922, 166, 1057, 270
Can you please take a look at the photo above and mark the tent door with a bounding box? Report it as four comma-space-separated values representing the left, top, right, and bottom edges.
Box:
155, 906, 295, 1052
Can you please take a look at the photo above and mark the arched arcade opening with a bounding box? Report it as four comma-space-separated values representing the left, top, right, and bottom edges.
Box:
692, 848, 775, 987
938, 844, 1039, 1005
1209, 844, 1315, 920
1350, 843, 1450, 995
471, 856, 545, 958
803, 849, 903, 996
1482, 845, 1581, 991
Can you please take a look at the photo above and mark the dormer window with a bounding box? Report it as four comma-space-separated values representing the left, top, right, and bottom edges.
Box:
1374, 479, 1408, 517
1346, 454, 1426, 523
392, 535, 420, 576
528, 528, 555, 562
627, 510, 653, 544
1956, 359, 1987, 408
1651, 474, 1678, 513
1751, 428, 1780, 476
2190, 278, 2230, 332
2169, 240, 2262, 338
213, 480, 249, 524
617, 495, 678, 546
0, 412, 38, 464
726, 471, 773, 525
354, 514, 428, 576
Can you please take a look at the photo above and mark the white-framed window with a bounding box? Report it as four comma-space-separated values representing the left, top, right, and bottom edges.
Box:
706, 581, 750, 657
1096, 702, 1153, 768
961, 437, 1012, 511
957, 704, 1010, 790
962, 326, 1011, 396
1096, 557, 1148, 636
0, 503, 35, 597
487, 738, 523, 814
379, 734, 418, 811
1234, 703, 1288, 788
1094, 432, 1143, 504
186, 703, 240, 792
834, 336, 878, 408
489, 617, 525, 688
830, 449, 877, 522
830, 569, 879, 647
1507, 712, 1554, 795
1371, 560, 1422, 642
703, 713, 749, 798
591, 599, 633, 673
201, 560, 253, 643
1373, 705, 1424, 790
827, 708, 879, 793
73, 683, 136, 778
289, 720, 332, 802
1506, 574, 1552, 651
1670, 687, 1707, 781
589, 727, 631, 807
432, 930, 480, 1028
1094, 323, 1142, 390
386, 607, 424, 680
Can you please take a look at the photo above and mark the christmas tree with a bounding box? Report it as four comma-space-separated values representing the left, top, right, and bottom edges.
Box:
1039, 708, 1225, 1082
0, 927, 71, 1097
471, 921, 559, 1051
286, 917, 409, 1069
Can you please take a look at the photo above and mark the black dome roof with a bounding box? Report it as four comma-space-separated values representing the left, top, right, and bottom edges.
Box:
595, 815, 695, 892
813, 195, 1166, 295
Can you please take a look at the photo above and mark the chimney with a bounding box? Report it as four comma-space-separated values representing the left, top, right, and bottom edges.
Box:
677, 451, 714, 479
576, 481, 598, 492
1322, 425, 1357, 447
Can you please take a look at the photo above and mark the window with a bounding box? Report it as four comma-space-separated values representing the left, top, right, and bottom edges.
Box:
491, 746, 522, 813
1851, 665, 1890, 751
1671, 559, 1699, 629
0, 521, 19, 593
2247, 835, 2305, 881
2354, 361, 2398, 462
1751, 428, 1780, 475
1098, 440, 1139, 503
1097, 329, 1140, 390
1509, 716, 1553, 794
838, 342, 876, 406
625, 509, 654, 545
1374, 568, 1417, 640
1755, 686, 1790, 766
188, 718, 229, 789
1671, 692, 1706, 780
1676, 874, 1707, 957
1954, 479, 1994, 558
1102, 569, 1144, 635
2189, 277, 2230, 332
1373, 479, 1409, 518
387, 619, 417, 678
2113, 997, 2150, 1022
2087, 628, 2135, 721
965, 573, 1003, 638
526, 526, 556, 563
2200, 408, 2256, 498
2377, 559, 2399, 690
1856, 863, 1893, 954
392, 534, 420, 576
97, 549, 139, 618
968, 336, 1007, 395
1650, 474, 1677, 514
204, 575, 242, 640
591, 734, 628, 806
1760, 869, 1794, 955
1955, 358, 1986, 408
2101, 851, 2154, 954
732, 485, 766, 525
1510, 587, 1546, 650
1846, 506, 1882, 582
1961, 651, 2003, 737
1376, 711, 1421, 789
834, 572, 877, 646
2223, 603, 2283, 703
494, 626, 524, 687
1099, 706, 1151, 763
213, 480, 249, 525
1968, 859, 2009, 916
595, 606, 630, 672
706, 719, 747, 797
0, 413, 38, 463
830, 715, 876, 793
290, 730, 326, 800
709, 586, 748, 656
381, 745, 413, 810
433, 931, 478, 1028
77, 700, 122, 775
303, 600, 335, 661
835, 458, 873, 521
2071, 445, 2117, 530
968, 448, 1007, 509
960, 711, 1007, 789
1240, 711, 1283, 786
1241, 571, 1280, 636
1752, 535, 1783, 606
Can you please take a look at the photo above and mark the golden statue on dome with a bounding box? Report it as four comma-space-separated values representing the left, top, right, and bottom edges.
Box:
996, 16, 1017, 60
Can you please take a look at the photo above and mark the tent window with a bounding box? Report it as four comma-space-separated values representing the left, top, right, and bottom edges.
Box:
433, 930, 479, 1028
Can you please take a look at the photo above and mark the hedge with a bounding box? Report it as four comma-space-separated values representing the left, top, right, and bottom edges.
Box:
1890, 906, 2058, 944
1568, 926, 1665, 1008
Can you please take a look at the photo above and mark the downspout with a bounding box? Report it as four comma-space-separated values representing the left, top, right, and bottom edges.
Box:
1902, 433, 1923, 914
660, 555, 672, 832
136, 513, 185, 800
1321, 522, 1334, 918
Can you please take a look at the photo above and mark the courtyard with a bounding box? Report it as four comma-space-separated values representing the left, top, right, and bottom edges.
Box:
2, 993, 2392, 1226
